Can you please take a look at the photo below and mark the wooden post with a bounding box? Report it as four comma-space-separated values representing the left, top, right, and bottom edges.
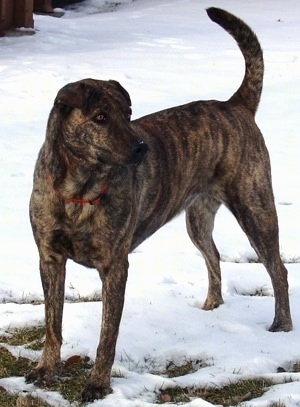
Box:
0, 0, 14, 31
14, 0, 34, 28
34, 0, 53, 13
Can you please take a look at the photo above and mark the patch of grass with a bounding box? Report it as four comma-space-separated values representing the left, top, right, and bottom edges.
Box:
0, 326, 91, 405
34, 356, 126, 405
37, 355, 92, 405
292, 361, 300, 372
0, 326, 44, 381
0, 325, 45, 350
158, 378, 273, 405
15, 394, 52, 407
0, 387, 18, 407
165, 360, 195, 378
0, 326, 296, 406
0, 390, 52, 407
66, 285, 102, 303
247, 256, 260, 263
163, 358, 208, 378
0, 345, 91, 405
0, 346, 34, 378
278, 360, 300, 374
159, 386, 191, 403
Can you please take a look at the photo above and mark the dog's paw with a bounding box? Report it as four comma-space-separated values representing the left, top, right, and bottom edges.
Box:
25, 368, 44, 384
25, 367, 55, 386
269, 318, 293, 332
202, 295, 224, 311
82, 384, 113, 402
25, 369, 36, 384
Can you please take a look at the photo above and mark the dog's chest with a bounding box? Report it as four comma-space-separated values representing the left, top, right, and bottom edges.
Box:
51, 227, 92, 267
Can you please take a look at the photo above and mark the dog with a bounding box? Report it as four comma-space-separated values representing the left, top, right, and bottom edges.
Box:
26, 7, 293, 401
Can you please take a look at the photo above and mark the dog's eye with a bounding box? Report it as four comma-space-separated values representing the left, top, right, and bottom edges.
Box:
94, 114, 108, 124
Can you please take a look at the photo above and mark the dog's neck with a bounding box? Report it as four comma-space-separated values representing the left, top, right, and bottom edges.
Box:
45, 145, 109, 206
47, 172, 108, 206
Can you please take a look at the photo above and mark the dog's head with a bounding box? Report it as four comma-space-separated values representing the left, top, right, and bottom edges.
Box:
49, 78, 147, 167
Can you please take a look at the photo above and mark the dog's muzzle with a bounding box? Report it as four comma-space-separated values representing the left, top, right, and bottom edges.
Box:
130, 139, 148, 165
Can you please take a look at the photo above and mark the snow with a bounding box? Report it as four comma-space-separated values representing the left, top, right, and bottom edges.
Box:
0, 0, 299, 405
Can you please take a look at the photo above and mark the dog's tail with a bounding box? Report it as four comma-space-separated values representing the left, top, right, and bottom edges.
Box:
206, 7, 263, 116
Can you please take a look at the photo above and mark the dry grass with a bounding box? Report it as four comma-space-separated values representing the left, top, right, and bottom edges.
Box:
158, 378, 272, 405
0, 325, 296, 406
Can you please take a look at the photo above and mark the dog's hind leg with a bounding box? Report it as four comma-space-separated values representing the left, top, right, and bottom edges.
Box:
226, 183, 293, 332
185, 195, 223, 310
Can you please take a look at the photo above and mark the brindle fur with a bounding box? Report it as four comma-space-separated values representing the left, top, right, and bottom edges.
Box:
26, 7, 292, 401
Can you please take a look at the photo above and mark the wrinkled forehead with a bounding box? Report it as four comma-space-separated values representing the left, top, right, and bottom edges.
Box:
80, 79, 131, 114
55, 78, 132, 116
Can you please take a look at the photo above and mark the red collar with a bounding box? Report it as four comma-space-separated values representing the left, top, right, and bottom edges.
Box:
47, 174, 108, 206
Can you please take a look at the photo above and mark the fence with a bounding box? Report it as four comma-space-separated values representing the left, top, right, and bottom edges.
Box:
0, 0, 53, 32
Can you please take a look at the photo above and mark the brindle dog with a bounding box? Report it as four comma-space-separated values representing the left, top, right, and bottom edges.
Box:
26, 7, 292, 401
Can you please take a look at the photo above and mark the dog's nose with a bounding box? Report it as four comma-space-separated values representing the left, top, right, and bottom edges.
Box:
131, 140, 148, 164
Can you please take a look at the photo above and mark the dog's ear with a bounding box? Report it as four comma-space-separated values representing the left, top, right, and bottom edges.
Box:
54, 80, 104, 116
109, 80, 132, 107
54, 82, 86, 113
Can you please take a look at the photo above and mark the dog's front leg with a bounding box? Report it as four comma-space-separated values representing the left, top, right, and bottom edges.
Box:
82, 258, 128, 402
26, 252, 66, 384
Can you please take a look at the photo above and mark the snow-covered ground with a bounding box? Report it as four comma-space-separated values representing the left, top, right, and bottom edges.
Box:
0, 0, 299, 405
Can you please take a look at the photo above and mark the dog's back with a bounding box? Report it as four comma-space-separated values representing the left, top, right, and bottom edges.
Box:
131, 8, 266, 250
